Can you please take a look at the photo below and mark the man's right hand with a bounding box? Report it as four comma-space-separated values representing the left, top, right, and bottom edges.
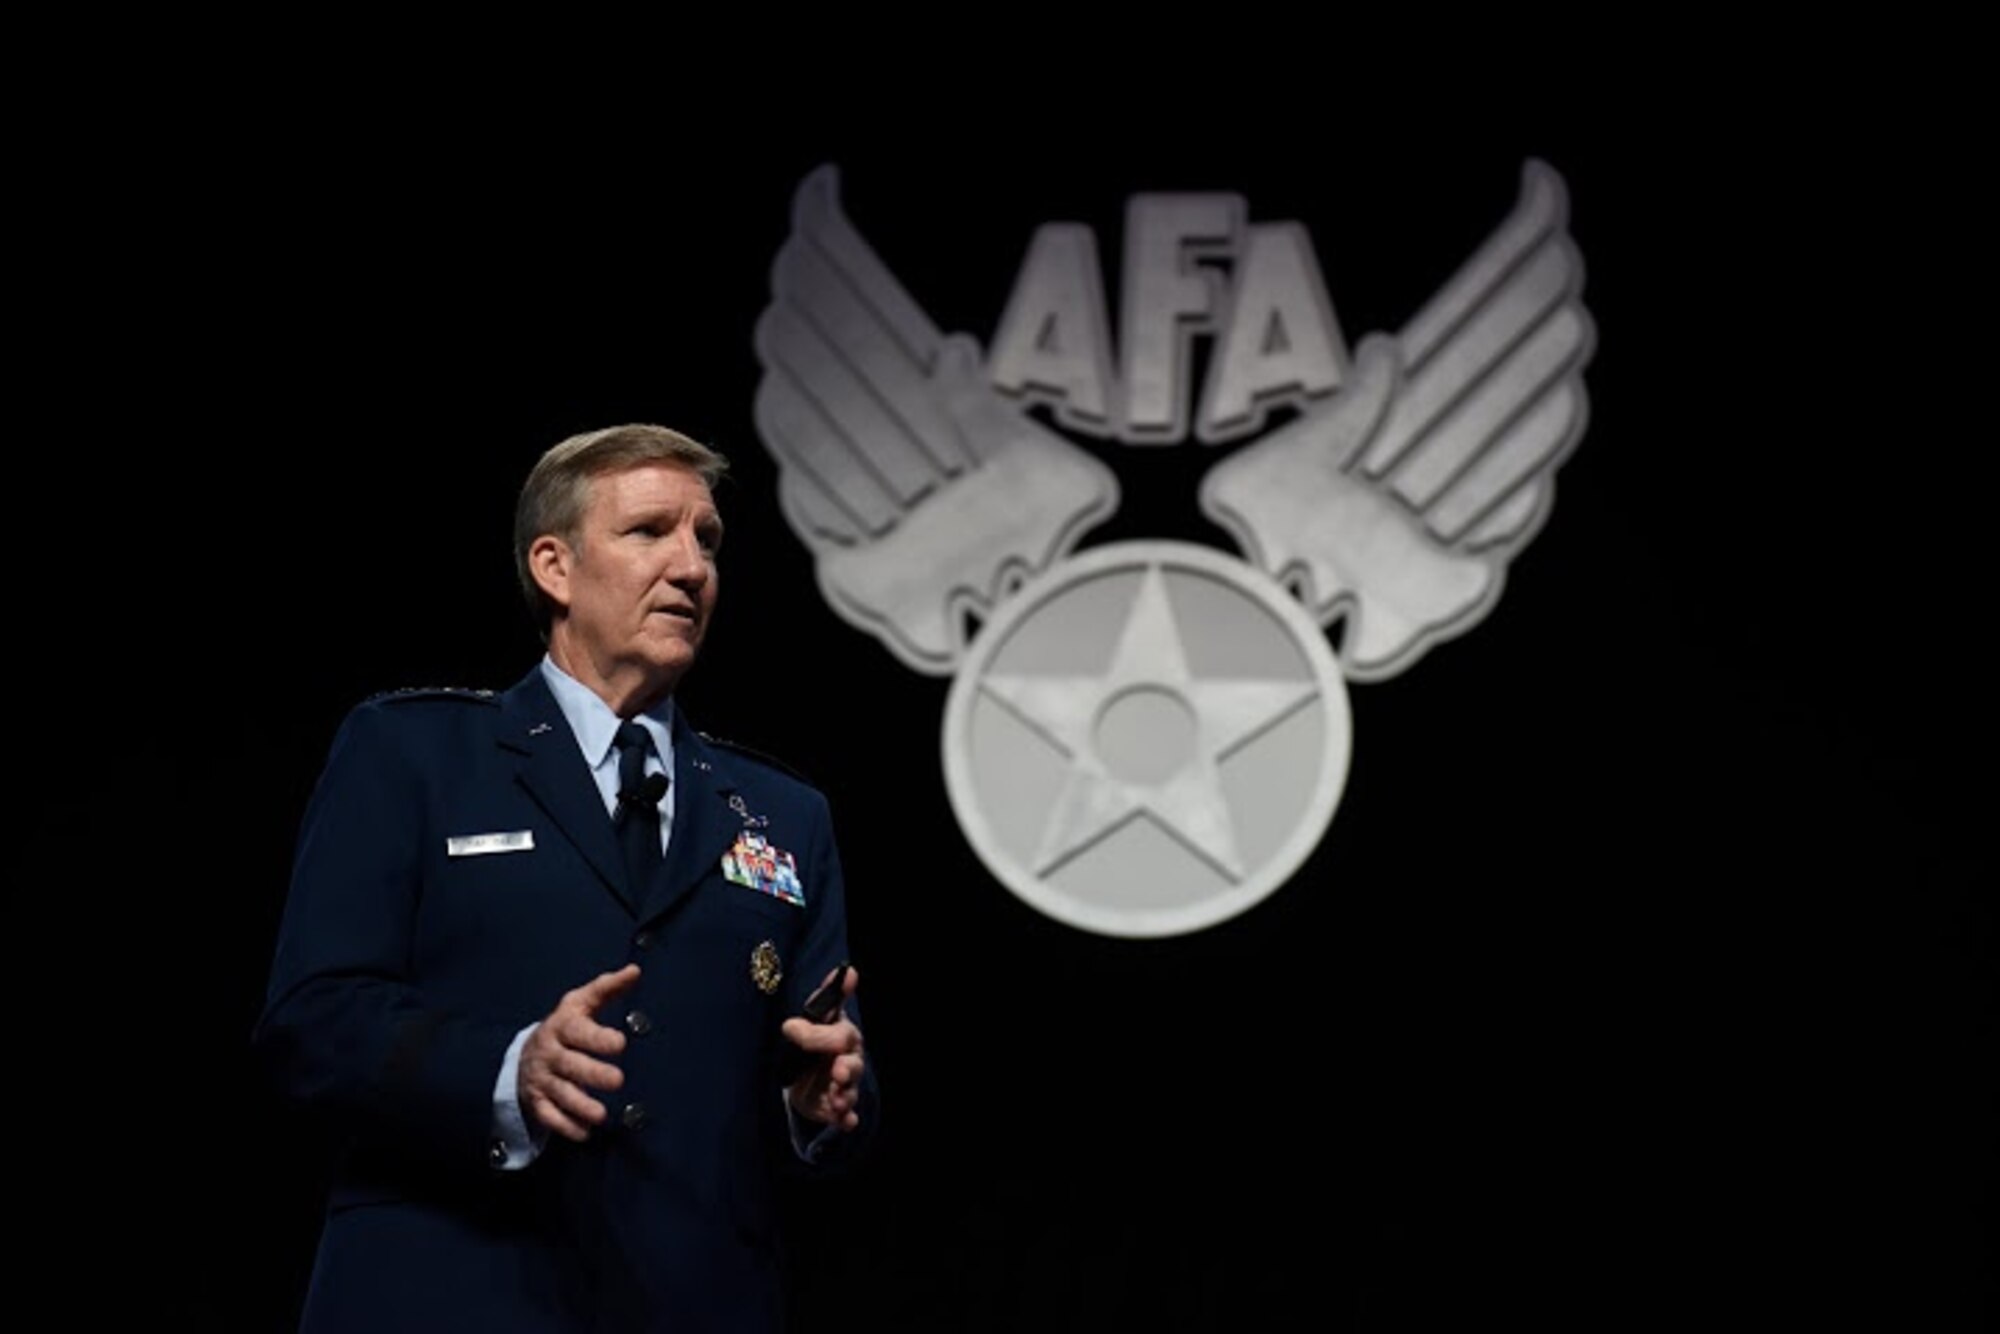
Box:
518, 964, 641, 1142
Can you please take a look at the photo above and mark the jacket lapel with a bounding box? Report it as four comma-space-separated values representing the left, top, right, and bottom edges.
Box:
498, 670, 636, 915
639, 714, 746, 925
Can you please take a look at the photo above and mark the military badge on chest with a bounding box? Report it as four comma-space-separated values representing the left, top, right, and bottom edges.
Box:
723, 830, 805, 907
749, 939, 783, 995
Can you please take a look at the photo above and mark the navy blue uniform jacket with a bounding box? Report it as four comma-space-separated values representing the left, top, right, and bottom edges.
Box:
254, 668, 875, 1332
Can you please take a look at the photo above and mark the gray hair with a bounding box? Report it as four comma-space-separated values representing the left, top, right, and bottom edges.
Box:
514, 423, 730, 637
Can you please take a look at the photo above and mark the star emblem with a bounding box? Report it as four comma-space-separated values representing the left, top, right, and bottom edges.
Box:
979, 564, 1317, 880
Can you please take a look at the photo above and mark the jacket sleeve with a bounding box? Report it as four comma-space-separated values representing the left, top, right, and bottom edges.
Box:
780, 788, 881, 1174
251, 703, 517, 1174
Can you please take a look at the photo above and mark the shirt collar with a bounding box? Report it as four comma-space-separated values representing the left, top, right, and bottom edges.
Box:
538, 656, 676, 773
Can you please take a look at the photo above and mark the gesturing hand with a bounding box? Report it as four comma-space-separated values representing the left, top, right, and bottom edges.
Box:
780, 965, 866, 1133
518, 964, 640, 1143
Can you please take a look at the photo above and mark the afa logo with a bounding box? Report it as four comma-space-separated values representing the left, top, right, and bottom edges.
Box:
751, 163, 1594, 938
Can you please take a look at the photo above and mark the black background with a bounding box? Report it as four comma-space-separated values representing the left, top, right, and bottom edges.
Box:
32, 64, 1987, 1330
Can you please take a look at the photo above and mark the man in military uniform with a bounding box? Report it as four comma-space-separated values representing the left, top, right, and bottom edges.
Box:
255, 424, 874, 1332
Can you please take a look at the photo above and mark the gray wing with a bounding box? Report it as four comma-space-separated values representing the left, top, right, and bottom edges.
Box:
1361, 159, 1594, 555
1199, 160, 1595, 680
753, 164, 974, 548
752, 166, 1120, 675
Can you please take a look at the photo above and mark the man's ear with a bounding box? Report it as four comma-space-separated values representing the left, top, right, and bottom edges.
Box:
528, 534, 574, 612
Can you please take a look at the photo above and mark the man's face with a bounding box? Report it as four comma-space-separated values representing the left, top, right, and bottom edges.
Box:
543, 461, 722, 705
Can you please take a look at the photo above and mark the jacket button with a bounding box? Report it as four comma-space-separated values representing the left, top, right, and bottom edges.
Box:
621, 1102, 648, 1130
633, 930, 655, 950
625, 1009, 653, 1036
489, 1140, 508, 1168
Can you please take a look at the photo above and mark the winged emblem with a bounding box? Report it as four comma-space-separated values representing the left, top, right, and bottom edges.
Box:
752, 166, 1121, 676
1199, 160, 1595, 681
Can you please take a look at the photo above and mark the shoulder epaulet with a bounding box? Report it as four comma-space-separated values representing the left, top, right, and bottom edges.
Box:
699, 731, 815, 787
367, 685, 502, 706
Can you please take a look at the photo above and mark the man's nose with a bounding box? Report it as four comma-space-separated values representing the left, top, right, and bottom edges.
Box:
662, 528, 709, 585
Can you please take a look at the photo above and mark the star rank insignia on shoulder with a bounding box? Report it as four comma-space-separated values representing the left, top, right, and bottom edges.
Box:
698, 732, 815, 786
368, 685, 501, 706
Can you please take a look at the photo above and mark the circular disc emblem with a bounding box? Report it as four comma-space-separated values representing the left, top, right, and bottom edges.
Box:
943, 540, 1352, 938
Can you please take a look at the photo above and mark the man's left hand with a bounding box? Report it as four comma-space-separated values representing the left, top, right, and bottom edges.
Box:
781, 965, 865, 1131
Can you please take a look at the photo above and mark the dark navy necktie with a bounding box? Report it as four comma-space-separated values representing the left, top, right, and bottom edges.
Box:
613, 722, 664, 889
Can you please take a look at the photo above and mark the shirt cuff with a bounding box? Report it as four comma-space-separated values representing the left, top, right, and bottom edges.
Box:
783, 1091, 839, 1164
489, 1023, 547, 1171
